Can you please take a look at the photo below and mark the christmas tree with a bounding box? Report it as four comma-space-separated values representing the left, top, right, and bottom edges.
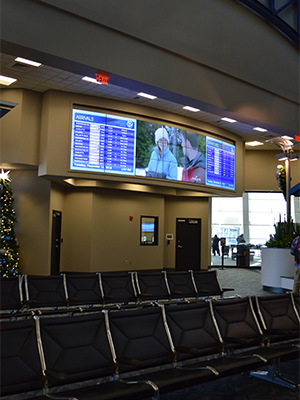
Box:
0, 169, 20, 277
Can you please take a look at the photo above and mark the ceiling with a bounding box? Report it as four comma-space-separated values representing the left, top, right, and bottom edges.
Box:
0, 52, 298, 152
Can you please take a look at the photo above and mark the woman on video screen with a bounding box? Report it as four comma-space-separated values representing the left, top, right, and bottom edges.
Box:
146, 127, 178, 180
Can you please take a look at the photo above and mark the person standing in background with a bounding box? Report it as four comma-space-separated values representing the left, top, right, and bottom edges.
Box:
236, 233, 246, 244
212, 235, 220, 256
290, 236, 300, 293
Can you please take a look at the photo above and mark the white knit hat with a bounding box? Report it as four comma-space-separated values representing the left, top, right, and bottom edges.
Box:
155, 127, 169, 143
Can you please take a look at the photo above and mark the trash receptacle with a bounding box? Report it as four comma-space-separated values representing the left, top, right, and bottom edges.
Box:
236, 245, 250, 267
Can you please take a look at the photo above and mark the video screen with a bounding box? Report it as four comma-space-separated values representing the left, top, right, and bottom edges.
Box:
70, 109, 235, 190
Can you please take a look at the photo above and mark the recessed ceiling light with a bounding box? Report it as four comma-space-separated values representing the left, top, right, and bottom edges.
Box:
137, 92, 157, 100
253, 127, 267, 132
281, 135, 294, 140
245, 141, 264, 147
183, 106, 200, 112
82, 76, 102, 85
15, 57, 42, 67
221, 117, 237, 123
0, 75, 17, 86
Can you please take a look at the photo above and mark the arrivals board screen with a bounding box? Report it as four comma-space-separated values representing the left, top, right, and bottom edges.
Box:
71, 110, 136, 175
70, 109, 236, 190
206, 137, 235, 190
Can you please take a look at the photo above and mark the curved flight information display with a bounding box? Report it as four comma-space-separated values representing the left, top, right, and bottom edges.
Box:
70, 108, 235, 190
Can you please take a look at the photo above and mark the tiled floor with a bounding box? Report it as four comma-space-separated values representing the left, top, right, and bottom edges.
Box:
159, 358, 299, 399
213, 266, 274, 298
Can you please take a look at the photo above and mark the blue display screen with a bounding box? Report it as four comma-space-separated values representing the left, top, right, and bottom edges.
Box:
71, 110, 136, 175
141, 222, 155, 232
70, 109, 236, 190
206, 137, 235, 190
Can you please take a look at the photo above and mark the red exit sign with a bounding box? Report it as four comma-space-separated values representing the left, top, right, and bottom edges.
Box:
96, 74, 109, 85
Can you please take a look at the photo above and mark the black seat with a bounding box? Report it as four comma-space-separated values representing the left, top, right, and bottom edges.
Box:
107, 306, 174, 374
0, 275, 24, 313
166, 271, 198, 301
163, 301, 222, 362
0, 318, 44, 398
106, 304, 267, 396
210, 296, 265, 352
64, 272, 103, 308
100, 271, 137, 306
134, 271, 170, 303
24, 274, 68, 311
211, 296, 300, 388
37, 311, 155, 399
192, 270, 234, 298
254, 293, 300, 345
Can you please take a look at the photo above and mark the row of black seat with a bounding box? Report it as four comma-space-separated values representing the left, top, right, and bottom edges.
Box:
1, 293, 299, 400
0, 269, 234, 314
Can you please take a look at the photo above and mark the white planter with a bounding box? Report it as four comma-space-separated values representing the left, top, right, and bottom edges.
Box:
261, 248, 295, 293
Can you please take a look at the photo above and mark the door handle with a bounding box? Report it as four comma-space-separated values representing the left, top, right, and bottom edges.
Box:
178, 244, 182, 248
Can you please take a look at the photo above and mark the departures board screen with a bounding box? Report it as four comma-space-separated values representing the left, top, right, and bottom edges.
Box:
70, 108, 235, 190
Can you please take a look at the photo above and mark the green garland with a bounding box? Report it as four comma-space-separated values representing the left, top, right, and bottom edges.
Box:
276, 165, 286, 200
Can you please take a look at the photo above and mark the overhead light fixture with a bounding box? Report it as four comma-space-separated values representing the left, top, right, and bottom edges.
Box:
276, 153, 299, 161
253, 127, 267, 132
183, 106, 200, 112
137, 92, 157, 100
276, 153, 288, 161
245, 141, 264, 147
0, 75, 17, 86
281, 135, 294, 140
14, 57, 42, 67
221, 117, 237, 123
82, 76, 102, 85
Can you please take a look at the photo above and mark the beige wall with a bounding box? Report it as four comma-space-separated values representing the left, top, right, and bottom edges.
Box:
58, 188, 210, 273
0, 89, 42, 165
245, 150, 300, 192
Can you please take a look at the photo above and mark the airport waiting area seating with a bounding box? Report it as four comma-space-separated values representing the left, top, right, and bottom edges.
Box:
0, 269, 234, 315
1, 293, 299, 400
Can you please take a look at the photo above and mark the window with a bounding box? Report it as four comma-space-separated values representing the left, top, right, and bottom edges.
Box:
140, 216, 158, 245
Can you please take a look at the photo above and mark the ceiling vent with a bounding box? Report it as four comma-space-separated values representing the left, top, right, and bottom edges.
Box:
9, 62, 32, 72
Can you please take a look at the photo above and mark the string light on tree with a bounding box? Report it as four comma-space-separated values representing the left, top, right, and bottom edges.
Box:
0, 169, 20, 277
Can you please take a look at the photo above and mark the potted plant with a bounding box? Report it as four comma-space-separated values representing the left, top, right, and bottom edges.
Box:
265, 217, 300, 248
261, 217, 300, 292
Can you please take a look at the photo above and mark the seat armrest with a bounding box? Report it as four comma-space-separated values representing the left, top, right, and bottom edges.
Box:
176, 346, 200, 355
116, 357, 140, 366
103, 295, 114, 300
138, 293, 154, 298
196, 289, 210, 294
223, 337, 249, 345
264, 328, 292, 336
45, 369, 68, 380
